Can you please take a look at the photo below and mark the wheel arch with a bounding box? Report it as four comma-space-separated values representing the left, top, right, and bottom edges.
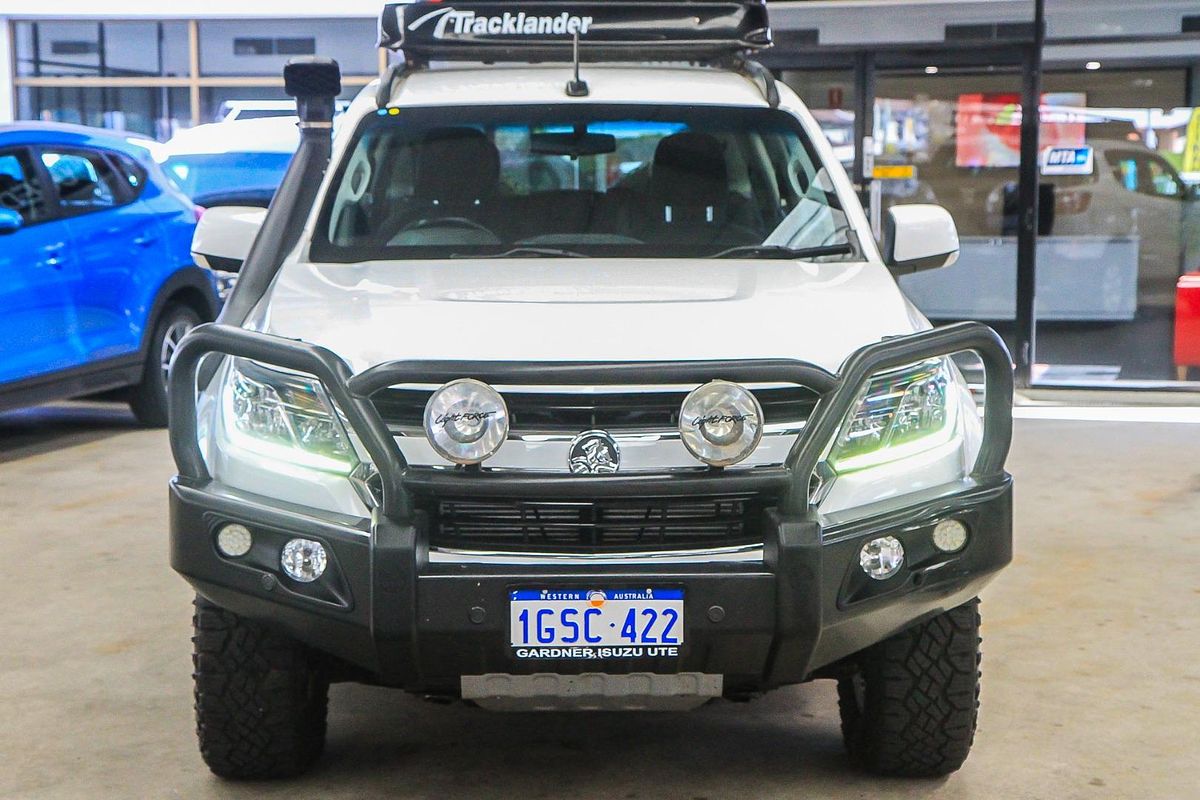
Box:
138, 267, 221, 375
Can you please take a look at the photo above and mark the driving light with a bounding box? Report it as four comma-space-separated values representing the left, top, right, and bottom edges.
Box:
281, 538, 327, 583
216, 523, 253, 557
932, 519, 969, 553
860, 536, 904, 580
423, 379, 509, 465
223, 359, 355, 473
828, 359, 959, 473
679, 381, 764, 467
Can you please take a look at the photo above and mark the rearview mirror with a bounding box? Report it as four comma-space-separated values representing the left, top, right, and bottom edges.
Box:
0, 207, 23, 235
530, 131, 617, 158
191, 206, 267, 273
882, 204, 959, 276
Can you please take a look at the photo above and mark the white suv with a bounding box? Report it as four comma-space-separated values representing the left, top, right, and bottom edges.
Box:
169, 0, 1014, 782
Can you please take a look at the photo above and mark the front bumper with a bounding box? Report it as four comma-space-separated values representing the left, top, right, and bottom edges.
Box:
171, 475, 1010, 693
168, 322, 1014, 694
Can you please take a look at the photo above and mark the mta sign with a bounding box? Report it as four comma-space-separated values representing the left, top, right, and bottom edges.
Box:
1041, 146, 1094, 176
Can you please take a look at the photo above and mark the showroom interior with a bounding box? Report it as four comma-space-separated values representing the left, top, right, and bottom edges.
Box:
1, 1, 1199, 797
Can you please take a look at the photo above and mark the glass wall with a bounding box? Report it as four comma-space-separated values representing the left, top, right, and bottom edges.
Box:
780, 69, 857, 171
11, 19, 381, 141
17, 86, 192, 141
868, 66, 1199, 387
13, 21, 190, 78
1030, 69, 1198, 384
197, 19, 376, 77
871, 71, 1026, 357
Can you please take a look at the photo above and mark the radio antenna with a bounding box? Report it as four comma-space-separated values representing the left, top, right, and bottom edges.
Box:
566, 30, 589, 97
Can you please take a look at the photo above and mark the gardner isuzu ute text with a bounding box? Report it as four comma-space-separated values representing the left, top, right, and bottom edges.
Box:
170, 0, 1014, 781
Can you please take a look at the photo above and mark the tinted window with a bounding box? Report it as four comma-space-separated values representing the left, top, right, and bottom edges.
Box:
41, 149, 122, 212
1105, 150, 1184, 199
161, 151, 293, 200
111, 152, 149, 199
0, 149, 49, 223
315, 104, 857, 262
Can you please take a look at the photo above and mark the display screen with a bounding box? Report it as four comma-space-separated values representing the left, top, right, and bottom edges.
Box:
955, 93, 1087, 168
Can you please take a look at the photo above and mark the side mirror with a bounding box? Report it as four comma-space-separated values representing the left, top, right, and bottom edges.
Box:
0, 208, 23, 235
191, 206, 267, 273
882, 204, 959, 276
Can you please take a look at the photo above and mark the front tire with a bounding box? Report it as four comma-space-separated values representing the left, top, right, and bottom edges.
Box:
129, 303, 200, 427
192, 597, 328, 780
837, 598, 982, 777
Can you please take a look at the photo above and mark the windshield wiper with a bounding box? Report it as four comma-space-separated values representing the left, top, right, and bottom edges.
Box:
709, 243, 855, 260
455, 246, 589, 259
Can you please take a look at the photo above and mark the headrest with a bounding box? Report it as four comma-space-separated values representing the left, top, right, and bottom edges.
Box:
651, 132, 728, 206
414, 127, 500, 205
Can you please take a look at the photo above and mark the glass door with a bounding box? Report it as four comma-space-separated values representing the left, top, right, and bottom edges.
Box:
1031, 68, 1200, 385
871, 67, 1027, 359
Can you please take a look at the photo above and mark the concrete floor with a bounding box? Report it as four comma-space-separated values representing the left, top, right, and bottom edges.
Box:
2, 402, 1198, 799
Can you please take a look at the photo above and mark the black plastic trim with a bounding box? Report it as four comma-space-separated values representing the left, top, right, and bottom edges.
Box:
350, 359, 838, 396
402, 466, 792, 500
170, 476, 1013, 687
215, 120, 332, 329
0, 354, 141, 413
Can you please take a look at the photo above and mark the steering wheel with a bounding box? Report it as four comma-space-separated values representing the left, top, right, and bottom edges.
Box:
398, 216, 497, 237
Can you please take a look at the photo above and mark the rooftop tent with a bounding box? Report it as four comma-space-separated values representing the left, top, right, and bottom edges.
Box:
377, 0, 772, 63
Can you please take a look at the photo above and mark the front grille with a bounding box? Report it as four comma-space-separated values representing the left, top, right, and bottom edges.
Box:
424, 494, 769, 553
373, 386, 819, 432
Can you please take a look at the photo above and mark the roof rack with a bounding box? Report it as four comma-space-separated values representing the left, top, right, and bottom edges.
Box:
378, 1, 772, 65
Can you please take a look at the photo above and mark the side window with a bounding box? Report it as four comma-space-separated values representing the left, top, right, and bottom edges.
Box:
40, 149, 122, 213
0, 149, 50, 224
1107, 153, 1140, 193
1106, 150, 1183, 200
1144, 156, 1181, 198
111, 153, 150, 199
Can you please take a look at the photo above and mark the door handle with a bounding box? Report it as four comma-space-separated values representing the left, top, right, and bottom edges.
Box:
133, 234, 158, 247
41, 243, 66, 269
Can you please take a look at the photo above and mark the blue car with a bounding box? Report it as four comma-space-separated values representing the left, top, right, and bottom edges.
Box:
0, 123, 219, 425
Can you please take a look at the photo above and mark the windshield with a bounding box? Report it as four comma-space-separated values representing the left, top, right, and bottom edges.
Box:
313, 104, 858, 261
162, 152, 294, 201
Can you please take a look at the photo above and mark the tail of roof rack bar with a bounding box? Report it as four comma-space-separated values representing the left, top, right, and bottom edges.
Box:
378, 1, 772, 64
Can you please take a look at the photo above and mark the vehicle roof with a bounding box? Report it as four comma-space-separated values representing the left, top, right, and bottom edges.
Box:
155, 117, 302, 159
0, 121, 157, 159
378, 64, 772, 110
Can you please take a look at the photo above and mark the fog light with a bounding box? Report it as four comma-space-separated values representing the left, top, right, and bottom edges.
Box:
932, 519, 969, 553
281, 538, 327, 583
216, 523, 253, 557
679, 380, 764, 467
423, 379, 509, 465
860, 536, 904, 580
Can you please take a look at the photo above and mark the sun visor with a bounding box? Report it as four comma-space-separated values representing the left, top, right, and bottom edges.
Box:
378, 1, 771, 63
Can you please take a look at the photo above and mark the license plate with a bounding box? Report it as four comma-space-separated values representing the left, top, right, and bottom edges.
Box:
509, 588, 683, 660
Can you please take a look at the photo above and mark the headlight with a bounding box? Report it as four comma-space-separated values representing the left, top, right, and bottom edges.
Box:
679, 380, 764, 467
222, 359, 356, 474
827, 359, 959, 473
814, 356, 982, 522
423, 379, 509, 465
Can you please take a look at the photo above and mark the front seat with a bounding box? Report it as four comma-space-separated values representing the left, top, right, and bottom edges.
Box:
638, 132, 757, 246
386, 127, 503, 246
